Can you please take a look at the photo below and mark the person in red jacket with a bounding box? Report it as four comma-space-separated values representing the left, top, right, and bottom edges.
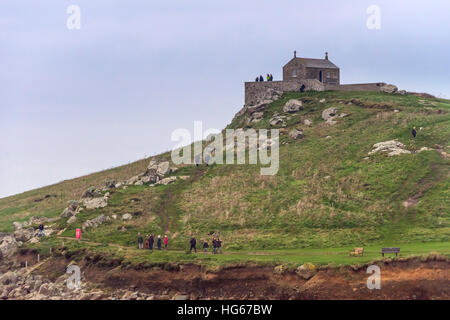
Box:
164, 235, 168, 250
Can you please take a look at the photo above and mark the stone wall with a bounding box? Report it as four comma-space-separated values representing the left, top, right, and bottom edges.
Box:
244, 80, 324, 105
325, 82, 386, 91
245, 80, 389, 106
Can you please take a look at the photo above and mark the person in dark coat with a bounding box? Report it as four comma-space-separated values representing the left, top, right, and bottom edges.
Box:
212, 238, 217, 254
217, 238, 223, 254
157, 235, 162, 250
300, 84, 306, 93
137, 232, 144, 249
149, 234, 154, 250
203, 240, 209, 253
412, 127, 417, 138
270, 74, 273, 81
255, 77, 259, 82
259, 75, 263, 82
190, 237, 197, 253
38, 224, 45, 237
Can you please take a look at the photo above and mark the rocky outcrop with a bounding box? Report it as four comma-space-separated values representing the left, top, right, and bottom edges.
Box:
296, 263, 317, 280
289, 129, 304, 140
82, 196, 108, 210
368, 140, 411, 157
321, 107, 338, 121
283, 99, 303, 113
0, 235, 20, 259
380, 84, 398, 94
122, 213, 132, 221
82, 215, 110, 230
155, 176, 177, 185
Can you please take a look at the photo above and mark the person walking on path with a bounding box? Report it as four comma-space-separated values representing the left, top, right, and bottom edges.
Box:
157, 235, 162, 250
412, 126, 417, 138
145, 235, 150, 249
164, 235, 168, 250
137, 232, 144, 249
190, 237, 197, 253
149, 234, 154, 250
212, 238, 217, 254
203, 240, 209, 253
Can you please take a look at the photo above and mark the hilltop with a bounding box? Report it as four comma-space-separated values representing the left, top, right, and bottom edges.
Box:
1, 90, 449, 299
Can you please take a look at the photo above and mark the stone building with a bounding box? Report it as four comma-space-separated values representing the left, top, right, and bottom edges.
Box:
283, 51, 340, 85
244, 50, 391, 106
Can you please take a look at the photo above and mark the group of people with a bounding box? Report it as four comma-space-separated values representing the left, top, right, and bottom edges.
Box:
190, 237, 222, 254
137, 233, 223, 254
255, 74, 273, 82
137, 232, 168, 250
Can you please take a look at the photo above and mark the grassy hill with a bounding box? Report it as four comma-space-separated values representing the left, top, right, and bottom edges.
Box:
1, 90, 449, 264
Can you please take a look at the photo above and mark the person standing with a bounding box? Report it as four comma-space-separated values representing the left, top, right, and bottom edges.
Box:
212, 238, 217, 254
164, 235, 168, 250
145, 235, 150, 249
217, 238, 223, 254
255, 76, 259, 82
259, 75, 263, 82
149, 234, 154, 250
38, 224, 45, 237
157, 235, 162, 250
203, 240, 209, 253
137, 232, 144, 249
190, 237, 197, 253
412, 127, 417, 138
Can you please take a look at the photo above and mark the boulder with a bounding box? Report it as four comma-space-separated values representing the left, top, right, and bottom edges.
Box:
126, 175, 140, 185
322, 107, 338, 121
81, 187, 96, 199
380, 84, 398, 94
13, 222, 23, 230
14, 228, 35, 242
0, 235, 19, 258
156, 176, 177, 185
289, 129, 304, 140
82, 197, 108, 210
122, 213, 133, 221
303, 119, 313, 126
273, 265, 287, 274
319, 98, 326, 103
296, 263, 316, 280
61, 207, 76, 218
104, 180, 116, 189
82, 215, 110, 229
0, 271, 18, 285
283, 99, 303, 113
269, 116, 285, 126
68, 200, 79, 211
67, 216, 77, 225
369, 140, 411, 157
156, 161, 170, 177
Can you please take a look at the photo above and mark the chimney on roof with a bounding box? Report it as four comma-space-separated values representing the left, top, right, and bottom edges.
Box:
294, 50, 296, 58
325, 52, 328, 60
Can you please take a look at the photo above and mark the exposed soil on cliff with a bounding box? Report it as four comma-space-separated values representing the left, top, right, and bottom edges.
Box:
30, 253, 450, 300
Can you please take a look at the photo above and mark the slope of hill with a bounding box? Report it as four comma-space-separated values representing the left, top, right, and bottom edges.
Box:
1, 91, 449, 256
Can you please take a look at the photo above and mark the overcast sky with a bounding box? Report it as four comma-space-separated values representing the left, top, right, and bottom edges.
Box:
1, 0, 449, 198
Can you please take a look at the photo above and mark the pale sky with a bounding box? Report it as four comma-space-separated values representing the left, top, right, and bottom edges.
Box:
1, 0, 449, 198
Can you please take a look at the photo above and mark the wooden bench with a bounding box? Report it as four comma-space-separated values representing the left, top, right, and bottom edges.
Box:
382, 247, 400, 257
349, 247, 364, 256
